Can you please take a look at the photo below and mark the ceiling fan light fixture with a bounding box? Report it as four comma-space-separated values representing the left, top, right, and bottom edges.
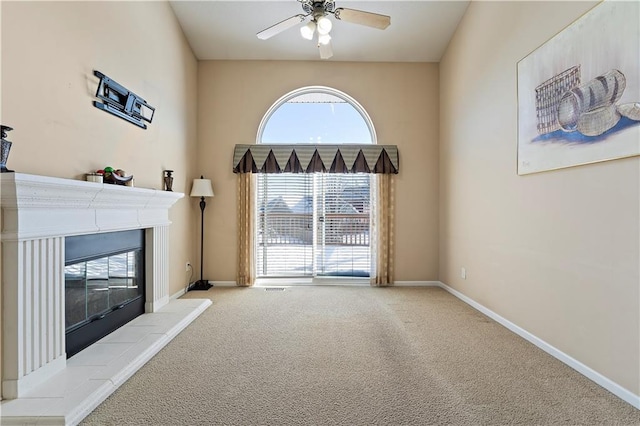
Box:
256, 0, 391, 60
318, 33, 331, 46
316, 16, 332, 35
300, 21, 316, 40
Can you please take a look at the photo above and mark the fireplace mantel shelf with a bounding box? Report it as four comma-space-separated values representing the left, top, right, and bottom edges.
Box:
1, 173, 184, 240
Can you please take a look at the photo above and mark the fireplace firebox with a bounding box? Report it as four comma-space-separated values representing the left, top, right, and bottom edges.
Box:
65, 229, 145, 357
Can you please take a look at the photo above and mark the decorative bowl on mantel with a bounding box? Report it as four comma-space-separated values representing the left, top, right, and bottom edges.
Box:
97, 167, 133, 185
107, 172, 133, 185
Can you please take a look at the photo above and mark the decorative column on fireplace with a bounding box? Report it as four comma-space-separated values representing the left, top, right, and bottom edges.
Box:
0, 173, 183, 399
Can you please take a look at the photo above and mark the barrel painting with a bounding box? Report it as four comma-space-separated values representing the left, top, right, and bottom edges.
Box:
557, 69, 626, 132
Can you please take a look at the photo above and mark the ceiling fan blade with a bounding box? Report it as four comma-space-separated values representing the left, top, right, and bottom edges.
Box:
257, 14, 307, 40
319, 40, 333, 60
334, 8, 390, 30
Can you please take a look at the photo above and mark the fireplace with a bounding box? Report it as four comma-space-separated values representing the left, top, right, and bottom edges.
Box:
1, 173, 184, 399
65, 230, 146, 357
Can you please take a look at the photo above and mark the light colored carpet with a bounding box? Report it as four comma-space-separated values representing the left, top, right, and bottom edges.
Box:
82, 286, 639, 425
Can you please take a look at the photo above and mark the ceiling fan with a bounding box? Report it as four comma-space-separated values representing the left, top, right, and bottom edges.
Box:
257, 0, 391, 60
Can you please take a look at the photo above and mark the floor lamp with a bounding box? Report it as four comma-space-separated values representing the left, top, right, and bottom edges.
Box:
190, 176, 214, 291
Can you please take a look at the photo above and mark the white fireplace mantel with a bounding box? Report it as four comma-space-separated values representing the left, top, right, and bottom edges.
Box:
1, 173, 183, 240
1, 173, 184, 400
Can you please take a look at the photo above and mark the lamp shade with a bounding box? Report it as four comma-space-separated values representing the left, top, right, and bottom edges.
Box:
190, 177, 214, 198
318, 33, 331, 45
316, 16, 332, 35
300, 21, 316, 40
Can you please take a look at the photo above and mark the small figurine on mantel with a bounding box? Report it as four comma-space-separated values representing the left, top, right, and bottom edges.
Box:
1, 125, 15, 173
163, 170, 174, 191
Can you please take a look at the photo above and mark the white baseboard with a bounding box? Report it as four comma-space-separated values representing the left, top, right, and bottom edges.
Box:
394, 281, 441, 287
436, 281, 640, 410
170, 288, 187, 300
171, 281, 236, 300
210, 281, 237, 287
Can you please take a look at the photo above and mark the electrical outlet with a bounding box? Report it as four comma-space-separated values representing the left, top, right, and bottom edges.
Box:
461, 267, 467, 279
186, 262, 191, 272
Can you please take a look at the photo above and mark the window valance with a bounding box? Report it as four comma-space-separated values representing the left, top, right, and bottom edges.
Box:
232, 144, 399, 174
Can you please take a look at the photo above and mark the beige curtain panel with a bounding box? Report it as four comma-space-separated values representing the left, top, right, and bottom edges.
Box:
236, 173, 255, 287
232, 144, 399, 174
370, 174, 395, 287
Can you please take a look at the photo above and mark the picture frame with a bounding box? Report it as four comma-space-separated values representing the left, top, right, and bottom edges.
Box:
517, 0, 640, 175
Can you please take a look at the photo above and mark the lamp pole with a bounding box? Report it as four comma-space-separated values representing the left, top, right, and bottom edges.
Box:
190, 175, 213, 291
199, 196, 206, 285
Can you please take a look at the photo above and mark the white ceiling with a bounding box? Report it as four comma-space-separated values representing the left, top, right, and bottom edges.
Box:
169, 0, 471, 62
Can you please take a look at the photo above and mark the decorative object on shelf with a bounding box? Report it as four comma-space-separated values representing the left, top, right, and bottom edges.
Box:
189, 176, 215, 291
163, 170, 174, 191
96, 166, 133, 185
86, 173, 103, 183
1, 125, 14, 173
93, 70, 155, 129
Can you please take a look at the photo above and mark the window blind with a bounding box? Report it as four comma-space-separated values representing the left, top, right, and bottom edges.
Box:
256, 173, 371, 278
256, 174, 314, 277
315, 174, 371, 277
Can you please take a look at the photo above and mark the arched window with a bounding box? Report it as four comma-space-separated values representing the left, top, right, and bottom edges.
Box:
255, 87, 375, 280
257, 86, 377, 145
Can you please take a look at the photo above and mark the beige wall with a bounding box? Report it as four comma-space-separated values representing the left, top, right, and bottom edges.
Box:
197, 61, 439, 282
0, 1, 198, 391
440, 1, 639, 395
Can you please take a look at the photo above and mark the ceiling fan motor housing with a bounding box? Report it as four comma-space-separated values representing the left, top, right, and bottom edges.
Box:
302, 1, 335, 16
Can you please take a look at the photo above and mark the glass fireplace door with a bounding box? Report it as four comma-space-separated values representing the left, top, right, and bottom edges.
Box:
65, 230, 145, 358
65, 251, 142, 330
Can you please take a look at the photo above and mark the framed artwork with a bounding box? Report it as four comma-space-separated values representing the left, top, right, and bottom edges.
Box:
517, 0, 640, 175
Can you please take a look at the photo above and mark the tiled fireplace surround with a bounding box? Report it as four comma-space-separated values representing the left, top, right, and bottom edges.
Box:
0, 173, 211, 424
